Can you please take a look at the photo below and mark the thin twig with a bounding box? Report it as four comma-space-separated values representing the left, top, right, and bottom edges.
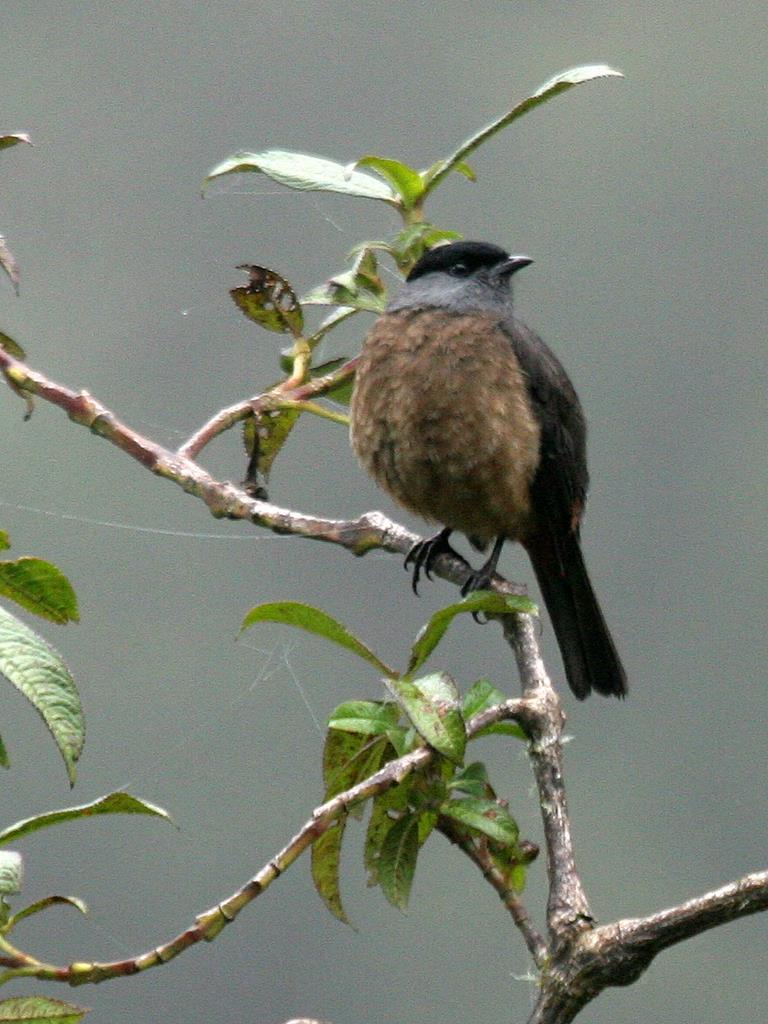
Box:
438, 815, 548, 967
177, 358, 358, 459
0, 702, 525, 987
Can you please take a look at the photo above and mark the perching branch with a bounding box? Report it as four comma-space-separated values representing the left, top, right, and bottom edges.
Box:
2, 347, 766, 1021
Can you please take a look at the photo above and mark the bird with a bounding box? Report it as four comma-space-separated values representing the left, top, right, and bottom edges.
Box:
349, 240, 626, 700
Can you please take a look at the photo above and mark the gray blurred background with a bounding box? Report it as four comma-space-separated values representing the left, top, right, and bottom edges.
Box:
1, 2, 766, 1022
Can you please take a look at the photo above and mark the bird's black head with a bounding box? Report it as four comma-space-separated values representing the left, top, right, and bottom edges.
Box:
391, 241, 533, 315
406, 241, 514, 282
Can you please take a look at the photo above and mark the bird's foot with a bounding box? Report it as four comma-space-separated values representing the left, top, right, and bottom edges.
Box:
404, 528, 467, 595
459, 535, 507, 621
460, 564, 495, 597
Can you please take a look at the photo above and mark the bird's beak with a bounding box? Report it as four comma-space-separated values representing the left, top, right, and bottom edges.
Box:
496, 255, 534, 278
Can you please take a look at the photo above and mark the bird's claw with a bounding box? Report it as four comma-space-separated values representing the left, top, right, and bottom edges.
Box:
404, 528, 466, 595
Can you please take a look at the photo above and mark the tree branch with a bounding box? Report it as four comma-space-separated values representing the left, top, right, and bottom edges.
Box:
502, 615, 593, 940
437, 814, 548, 967
607, 869, 768, 963
177, 358, 358, 459
0, 701, 524, 987
0, 349, 475, 585
3, 347, 766, 1021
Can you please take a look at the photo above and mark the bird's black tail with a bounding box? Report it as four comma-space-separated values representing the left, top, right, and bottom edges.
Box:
527, 532, 627, 700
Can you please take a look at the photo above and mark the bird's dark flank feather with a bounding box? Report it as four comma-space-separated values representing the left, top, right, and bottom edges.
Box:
350, 241, 627, 700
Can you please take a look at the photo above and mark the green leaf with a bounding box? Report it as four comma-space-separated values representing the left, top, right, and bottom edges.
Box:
204, 150, 396, 203
328, 700, 401, 737
0, 792, 172, 845
378, 812, 420, 910
0, 605, 83, 784
305, 356, 348, 377
311, 819, 350, 924
0, 558, 79, 624
322, 730, 389, 803
461, 679, 507, 719
302, 281, 385, 313
447, 761, 490, 798
0, 996, 87, 1024
354, 156, 424, 208
0, 332, 25, 360
0, 532, 9, 552
473, 720, 526, 740
243, 405, 301, 485
440, 797, 519, 846
324, 375, 355, 405
422, 64, 623, 198
417, 809, 438, 846
0, 734, 8, 768
408, 592, 535, 676
0, 134, 32, 152
303, 248, 387, 314
230, 265, 303, 337
241, 602, 397, 676
388, 672, 466, 764
0, 851, 22, 894
282, 358, 358, 405
364, 779, 412, 887
420, 158, 476, 187
8, 895, 87, 929
306, 305, 357, 345
389, 223, 463, 272
461, 680, 526, 739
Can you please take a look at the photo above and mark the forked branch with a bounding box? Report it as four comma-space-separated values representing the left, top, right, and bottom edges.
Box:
1, 348, 766, 1022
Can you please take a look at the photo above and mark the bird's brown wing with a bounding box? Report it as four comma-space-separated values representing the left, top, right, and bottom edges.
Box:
500, 317, 588, 542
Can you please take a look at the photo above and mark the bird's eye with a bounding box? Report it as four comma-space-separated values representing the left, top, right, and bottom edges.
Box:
448, 262, 470, 277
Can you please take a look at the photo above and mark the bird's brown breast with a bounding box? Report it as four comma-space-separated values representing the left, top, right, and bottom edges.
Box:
350, 309, 542, 544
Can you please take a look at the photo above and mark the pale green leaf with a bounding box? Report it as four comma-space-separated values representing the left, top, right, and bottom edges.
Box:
0, 235, 20, 295
306, 305, 357, 344
0, 851, 22, 894
8, 895, 87, 928
0, 996, 87, 1024
423, 65, 623, 198
388, 672, 465, 764
0, 606, 83, 784
0, 792, 172, 844
241, 602, 396, 676
205, 150, 396, 203
462, 680, 527, 739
